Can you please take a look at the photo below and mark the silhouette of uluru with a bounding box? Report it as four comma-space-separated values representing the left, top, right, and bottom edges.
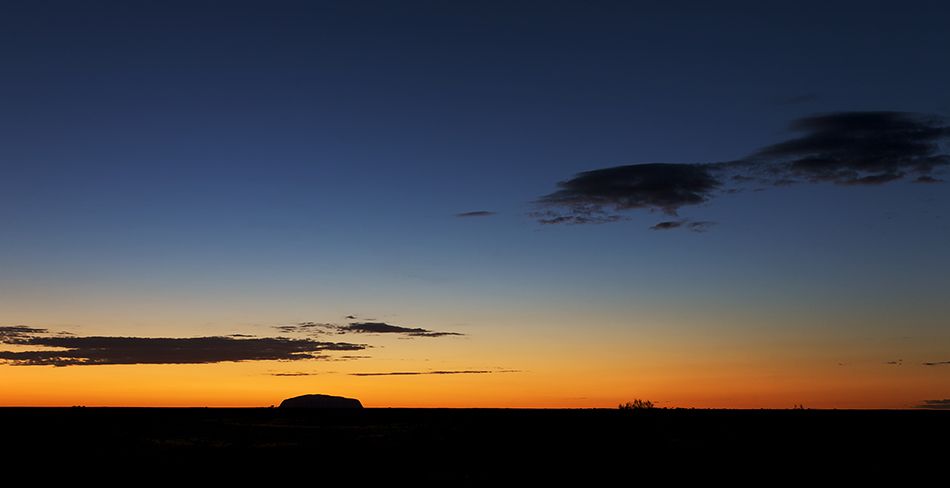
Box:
278, 394, 363, 408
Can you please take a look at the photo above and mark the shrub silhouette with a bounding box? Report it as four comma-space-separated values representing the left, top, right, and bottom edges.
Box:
619, 399, 654, 409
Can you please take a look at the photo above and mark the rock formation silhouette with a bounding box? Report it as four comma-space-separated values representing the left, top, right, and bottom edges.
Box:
278, 394, 363, 408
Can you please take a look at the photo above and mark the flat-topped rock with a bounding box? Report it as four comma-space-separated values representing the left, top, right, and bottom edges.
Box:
278, 394, 363, 408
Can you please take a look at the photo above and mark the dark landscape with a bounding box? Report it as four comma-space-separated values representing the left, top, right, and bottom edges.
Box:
8, 407, 946, 482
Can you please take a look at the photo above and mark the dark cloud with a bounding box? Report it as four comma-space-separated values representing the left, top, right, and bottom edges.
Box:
455, 211, 496, 217
0, 327, 367, 367
341, 322, 463, 337
916, 399, 950, 410
533, 112, 950, 228
533, 163, 722, 224
0, 325, 48, 339
649, 220, 685, 231
531, 211, 628, 225
276, 321, 464, 338
912, 175, 945, 183
922, 360, 950, 366
747, 111, 950, 185
273, 322, 337, 334
648, 220, 718, 232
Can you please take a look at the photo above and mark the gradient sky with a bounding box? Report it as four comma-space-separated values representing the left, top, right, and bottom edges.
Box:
2, 0, 949, 408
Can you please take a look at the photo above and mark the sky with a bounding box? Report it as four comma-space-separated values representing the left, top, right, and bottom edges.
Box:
2, 0, 949, 408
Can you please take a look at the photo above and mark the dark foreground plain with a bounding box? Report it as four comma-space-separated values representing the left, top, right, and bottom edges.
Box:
7, 407, 947, 482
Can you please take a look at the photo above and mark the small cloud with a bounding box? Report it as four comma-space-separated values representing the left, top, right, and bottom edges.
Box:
0, 326, 47, 340
649, 220, 717, 232
455, 211, 497, 217
650, 220, 686, 231
686, 221, 717, 232
922, 361, 950, 366
274, 322, 337, 334
912, 175, 945, 183
268, 371, 325, 376
834, 171, 905, 186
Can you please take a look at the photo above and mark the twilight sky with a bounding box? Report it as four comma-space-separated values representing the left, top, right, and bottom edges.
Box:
2, 0, 949, 408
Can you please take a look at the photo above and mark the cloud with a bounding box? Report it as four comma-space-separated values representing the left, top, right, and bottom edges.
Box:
532, 112, 950, 228
916, 399, 950, 410
340, 322, 463, 337
649, 220, 685, 231
455, 211, 496, 217
532, 163, 723, 223
350, 369, 518, 376
685, 221, 718, 232
0, 326, 368, 367
922, 360, 950, 366
0, 325, 48, 339
273, 322, 336, 334
276, 321, 463, 338
913, 175, 945, 183
649, 220, 718, 232
747, 111, 950, 185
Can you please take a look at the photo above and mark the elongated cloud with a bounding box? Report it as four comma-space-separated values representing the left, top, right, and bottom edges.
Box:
0, 326, 367, 367
649, 220, 718, 232
350, 369, 519, 376
455, 211, 497, 217
350, 370, 493, 376
916, 399, 950, 410
534, 111, 950, 228
341, 322, 463, 337
277, 321, 463, 338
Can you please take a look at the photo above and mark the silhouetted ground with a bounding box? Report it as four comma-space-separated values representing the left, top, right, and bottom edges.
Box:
7, 408, 946, 483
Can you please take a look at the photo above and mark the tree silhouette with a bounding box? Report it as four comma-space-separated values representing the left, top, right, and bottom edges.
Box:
619, 399, 654, 409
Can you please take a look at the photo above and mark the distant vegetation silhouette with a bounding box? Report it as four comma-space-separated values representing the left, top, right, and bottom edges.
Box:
619, 399, 655, 409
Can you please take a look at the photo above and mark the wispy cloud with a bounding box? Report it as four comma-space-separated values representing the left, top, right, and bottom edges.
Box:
341, 322, 463, 337
455, 211, 497, 217
649, 220, 718, 232
0, 326, 367, 367
276, 321, 463, 338
533, 111, 950, 229
350, 369, 518, 376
